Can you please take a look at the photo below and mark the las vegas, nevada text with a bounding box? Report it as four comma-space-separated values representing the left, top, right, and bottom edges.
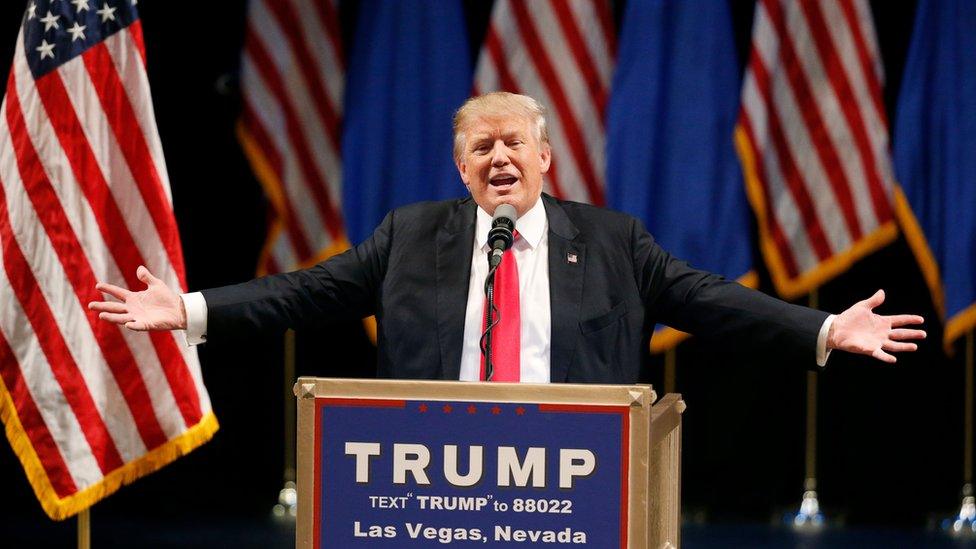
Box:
343, 442, 600, 544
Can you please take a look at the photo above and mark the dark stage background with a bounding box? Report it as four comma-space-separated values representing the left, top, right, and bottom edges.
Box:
0, 0, 968, 544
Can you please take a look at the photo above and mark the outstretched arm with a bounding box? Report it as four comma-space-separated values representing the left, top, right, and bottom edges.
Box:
827, 289, 925, 363
88, 266, 187, 331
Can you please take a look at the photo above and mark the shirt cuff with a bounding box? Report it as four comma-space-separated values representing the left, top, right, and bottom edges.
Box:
181, 292, 208, 346
816, 314, 835, 367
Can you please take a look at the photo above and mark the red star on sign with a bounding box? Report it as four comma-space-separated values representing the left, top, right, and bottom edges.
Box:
467, 405, 477, 414
442, 404, 453, 414
418, 404, 428, 413
515, 406, 526, 416
491, 406, 502, 415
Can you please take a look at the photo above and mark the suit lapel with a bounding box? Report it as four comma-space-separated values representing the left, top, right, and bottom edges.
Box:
436, 199, 476, 380
544, 195, 583, 383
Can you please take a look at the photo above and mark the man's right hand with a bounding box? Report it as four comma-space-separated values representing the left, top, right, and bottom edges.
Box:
88, 266, 187, 331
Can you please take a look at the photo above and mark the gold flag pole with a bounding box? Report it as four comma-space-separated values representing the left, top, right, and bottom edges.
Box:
272, 329, 298, 520
664, 348, 676, 394
792, 290, 822, 529
947, 331, 975, 535
77, 508, 90, 549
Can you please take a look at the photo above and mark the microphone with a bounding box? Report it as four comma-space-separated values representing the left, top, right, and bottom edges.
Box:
488, 204, 517, 268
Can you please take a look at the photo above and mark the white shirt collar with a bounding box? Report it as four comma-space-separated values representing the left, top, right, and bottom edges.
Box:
476, 197, 547, 251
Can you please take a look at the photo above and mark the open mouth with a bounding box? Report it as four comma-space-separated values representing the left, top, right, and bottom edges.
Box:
490, 175, 518, 187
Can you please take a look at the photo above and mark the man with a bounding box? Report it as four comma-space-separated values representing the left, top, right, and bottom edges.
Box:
89, 92, 925, 383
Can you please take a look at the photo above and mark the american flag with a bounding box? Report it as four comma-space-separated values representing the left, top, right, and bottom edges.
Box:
238, 0, 347, 275
736, 0, 898, 299
0, 0, 215, 520
474, 0, 616, 206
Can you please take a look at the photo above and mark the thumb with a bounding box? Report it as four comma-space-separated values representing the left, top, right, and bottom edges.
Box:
864, 289, 885, 309
136, 265, 157, 287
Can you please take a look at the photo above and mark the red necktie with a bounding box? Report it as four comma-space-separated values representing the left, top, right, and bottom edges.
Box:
481, 235, 520, 381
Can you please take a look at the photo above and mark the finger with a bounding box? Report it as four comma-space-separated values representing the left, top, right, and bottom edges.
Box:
871, 347, 896, 363
98, 312, 134, 325
88, 301, 128, 314
887, 314, 925, 327
889, 328, 926, 341
882, 341, 918, 353
864, 289, 885, 309
95, 282, 131, 301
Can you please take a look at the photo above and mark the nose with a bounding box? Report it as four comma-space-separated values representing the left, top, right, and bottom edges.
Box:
490, 141, 510, 167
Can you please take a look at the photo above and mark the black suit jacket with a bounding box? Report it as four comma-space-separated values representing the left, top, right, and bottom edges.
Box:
202, 194, 828, 383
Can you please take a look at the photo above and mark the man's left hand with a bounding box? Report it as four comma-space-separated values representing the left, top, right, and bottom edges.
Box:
827, 289, 926, 363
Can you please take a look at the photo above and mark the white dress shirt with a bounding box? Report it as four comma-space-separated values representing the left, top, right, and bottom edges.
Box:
182, 197, 834, 370
458, 197, 551, 382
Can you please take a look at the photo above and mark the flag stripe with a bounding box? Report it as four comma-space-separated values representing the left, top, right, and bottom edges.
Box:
763, 0, 863, 242
738, 109, 801, 277
262, 0, 342, 151
25, 72, 169, 451
508, 0, 605, 205
797, 1, 892, 225
838, 0, 887, 127
547, 0, 607, 120
49, 51, 205, 433
748, 47, 834, 260
243, 25, 343, 240
592, 0, 616, 57
0, 327, 78, 498
80, 44, 186, 288
0, 171, 124, 475
312, 0, 345, 71
240, 103, 314, 260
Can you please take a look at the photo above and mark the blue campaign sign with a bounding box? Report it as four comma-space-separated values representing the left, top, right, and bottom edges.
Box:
313, 398, 631, 548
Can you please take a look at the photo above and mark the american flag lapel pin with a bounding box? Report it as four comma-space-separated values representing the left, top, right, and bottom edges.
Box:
567, 252, 578, 264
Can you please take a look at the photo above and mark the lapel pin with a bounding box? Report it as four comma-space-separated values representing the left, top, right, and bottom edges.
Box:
567, 252, 578, 264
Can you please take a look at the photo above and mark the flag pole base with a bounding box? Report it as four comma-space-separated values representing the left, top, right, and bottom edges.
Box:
941, 484, 976, 537
786, 479, 825, 531
271, 480, 298, 522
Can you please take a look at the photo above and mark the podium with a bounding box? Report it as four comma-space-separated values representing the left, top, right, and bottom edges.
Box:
294, 378, 685, 548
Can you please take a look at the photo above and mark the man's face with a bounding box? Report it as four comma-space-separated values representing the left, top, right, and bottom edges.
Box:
456, 114, 551, 217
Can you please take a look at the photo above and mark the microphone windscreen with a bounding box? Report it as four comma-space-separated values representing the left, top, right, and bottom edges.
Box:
492, 204, 517, 223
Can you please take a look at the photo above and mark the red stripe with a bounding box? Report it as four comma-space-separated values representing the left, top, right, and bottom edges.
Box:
748, 50, 834, 262
128, 20, 147, 67
799, 1, 893, 225
241, 102, 314, 261
738, 108, 800, 277
509, 1, 605, 205
80, 44, 187, 290
593, 0, 616, 57
763, 0, 863, 241
244, 26, 344, 240
0, 140, 123, 474
312, 0, 345, 71
263, 0, 343, 152
26, 71, 170, 450
264, 253, 281, 275
838, 0, 888, 129
0, 330, 78, 498
548, 0, 609, 119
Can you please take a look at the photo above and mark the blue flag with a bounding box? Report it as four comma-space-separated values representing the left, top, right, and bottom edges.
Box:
606, 0, 754, 352
893, 0, 976, 347
342, 1, 472, 244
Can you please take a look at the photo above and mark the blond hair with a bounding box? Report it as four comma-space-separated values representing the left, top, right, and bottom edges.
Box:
452, 92, 549, 162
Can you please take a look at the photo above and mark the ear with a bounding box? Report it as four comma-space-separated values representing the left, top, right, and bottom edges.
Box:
539, 142, 552, 174
456, 157, 470, 187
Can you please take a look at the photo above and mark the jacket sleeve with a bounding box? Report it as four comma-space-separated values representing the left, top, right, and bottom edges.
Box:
200, 211, 394, 339
632, 217, 828, 363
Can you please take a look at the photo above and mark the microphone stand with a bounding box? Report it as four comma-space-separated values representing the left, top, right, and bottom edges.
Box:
481, 260, 500, 381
